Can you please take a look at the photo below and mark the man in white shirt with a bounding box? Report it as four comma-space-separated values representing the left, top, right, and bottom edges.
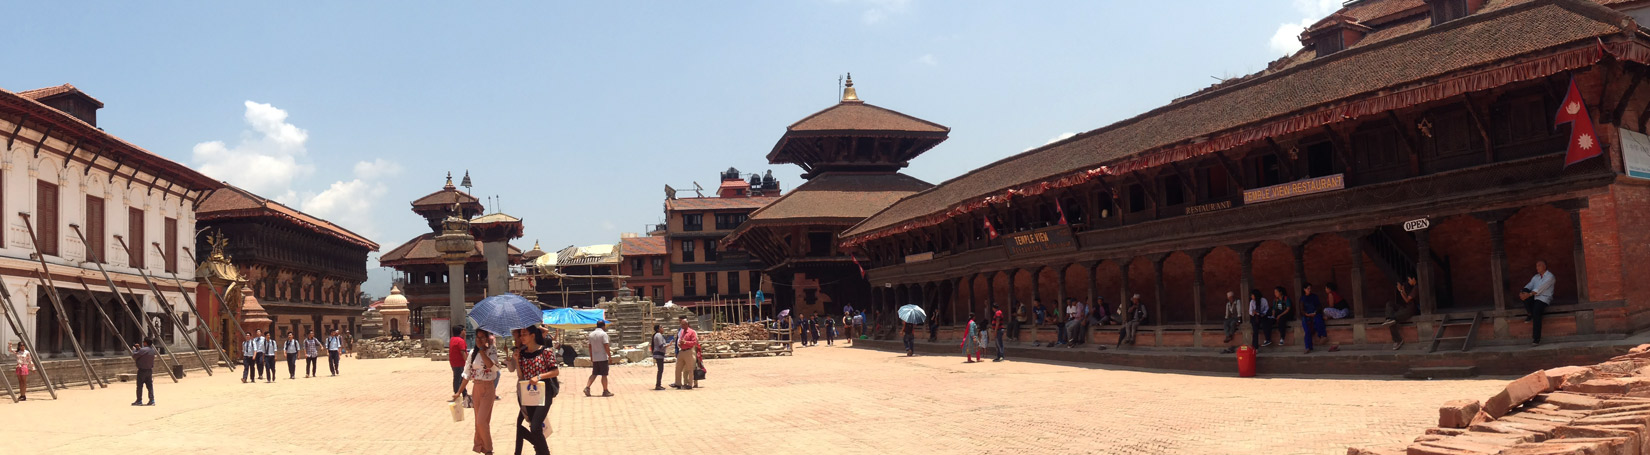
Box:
584, 320, 613, 397
252, 330, 267, 381
283, 333, 300, 380
1520, 260, 1558, 345
326, 330, 344, 376
240, 332, 255, 384
1223, 291, 1243, 349
261, 331, 278, 383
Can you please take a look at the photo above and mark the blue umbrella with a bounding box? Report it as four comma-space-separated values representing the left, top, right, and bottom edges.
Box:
470, 294, 542, 334
897, 304, 927, 324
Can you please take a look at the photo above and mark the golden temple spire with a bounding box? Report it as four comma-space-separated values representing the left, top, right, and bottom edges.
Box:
841, 73, 859, 102
444, 171, 455, 190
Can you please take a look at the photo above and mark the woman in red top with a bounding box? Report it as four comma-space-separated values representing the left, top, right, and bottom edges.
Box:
510, 325, 558, 455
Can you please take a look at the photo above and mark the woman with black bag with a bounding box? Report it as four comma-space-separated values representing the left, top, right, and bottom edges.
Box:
509, 325, 558, 455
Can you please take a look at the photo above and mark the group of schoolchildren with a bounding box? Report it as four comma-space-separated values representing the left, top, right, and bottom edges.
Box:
239, 329, 347, 383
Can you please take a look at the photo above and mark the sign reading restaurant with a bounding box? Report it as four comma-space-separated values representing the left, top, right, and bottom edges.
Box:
1004, 225, 1078, 257
1242, 173, 1345, 204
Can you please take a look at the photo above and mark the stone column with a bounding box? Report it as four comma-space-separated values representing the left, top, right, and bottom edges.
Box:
1415, 229, 1436, 340
1118, 259, 1133, 309
446, 261, 467, 336
1486, 219, 1512, 339
483, 242, 509, 298
1341, 231, 1369, 343
1234, 243, 1257, 345
1568, 207, 1591, 304
433, 214, 475, 341
1291, 243, 1306, 311
1190, 249, 1209, 347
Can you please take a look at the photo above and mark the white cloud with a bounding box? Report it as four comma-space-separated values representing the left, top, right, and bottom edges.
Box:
1025, 132, 1076, 152
915, 53, 938, 66
191, 101, 313, 203
192, 101, 400, 242
835, 0, 913, 25
1268, 0, 1338, 55
600, 220, 617, 231
352, 158, 403, 181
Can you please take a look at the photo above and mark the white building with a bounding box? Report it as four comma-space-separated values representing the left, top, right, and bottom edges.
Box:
0, 84, 220, 364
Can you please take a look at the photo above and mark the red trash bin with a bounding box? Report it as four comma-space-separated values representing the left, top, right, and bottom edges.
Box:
1236, 345, 1256, 377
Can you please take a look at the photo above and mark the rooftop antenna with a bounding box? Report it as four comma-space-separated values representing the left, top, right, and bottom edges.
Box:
692, 181, 704, 198
838, 74, 843, 103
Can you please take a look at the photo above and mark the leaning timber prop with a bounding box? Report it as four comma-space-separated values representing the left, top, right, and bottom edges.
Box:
113, 233, 213, 376
49, 221, 180, 383
0, 355, 14, 402
60, 274, 138, 362
151, 241, 235, 371
16, 212, 106, 389
0, 266, 56, 399
182, 243, 249, 359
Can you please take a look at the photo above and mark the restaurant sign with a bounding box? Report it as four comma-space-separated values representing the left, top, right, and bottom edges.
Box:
1242, 174, 1345, 204
1004, 225, 1079, 257
903, 252, 934, 263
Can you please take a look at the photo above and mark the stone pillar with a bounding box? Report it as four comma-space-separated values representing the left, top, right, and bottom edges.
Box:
1291, 243, 1306, 312
1487, 219, 1512, 339
1118, 259, 1133, 309
1415, 229, 1436, 340
1341, 232, 1369, 343
484, 242, 509, 298
1568, 208, 1591, 304
1235, 243, 1257, 344
1190, 249, 1209, 347
447, 261, 467, 337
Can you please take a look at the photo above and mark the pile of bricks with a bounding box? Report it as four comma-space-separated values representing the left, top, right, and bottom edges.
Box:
1352, 344, 1650, 455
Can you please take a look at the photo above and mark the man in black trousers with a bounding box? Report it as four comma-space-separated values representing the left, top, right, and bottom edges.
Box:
240, 332, 255, 383
131, 338, 156, 406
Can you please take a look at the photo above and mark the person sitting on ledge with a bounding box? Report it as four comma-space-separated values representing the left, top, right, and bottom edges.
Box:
1115, 294, 1147, 348
1378, 276, 1419, 351
1322, 283, 1350, 320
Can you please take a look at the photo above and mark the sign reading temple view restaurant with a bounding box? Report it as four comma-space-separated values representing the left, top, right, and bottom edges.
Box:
1004, 225, 1078, 257
1242, 173, 1346, 204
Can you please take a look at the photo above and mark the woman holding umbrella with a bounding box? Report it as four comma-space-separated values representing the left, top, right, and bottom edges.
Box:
467, 294, 558, 455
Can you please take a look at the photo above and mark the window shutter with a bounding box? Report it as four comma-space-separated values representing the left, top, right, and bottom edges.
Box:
164, 217, 178, 273
36, 180, 58, 256
86, 196, 105, 262
129, 208, 145, 269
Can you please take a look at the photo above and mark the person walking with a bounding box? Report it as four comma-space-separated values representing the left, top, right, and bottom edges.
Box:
824, 315, 836, 347
452, 329, 500, 455
13, 342, 30, 401
509, 326, 557, 455
583, 320, 613, 397
449, 327, 469, 402
284, 332, 300, 380
327, 329, 344, 376
262, 330, 278, 383
252, 330, 267, 381
927, 309, 940, 343
131, 338, 156, 406
992, 305, 1006, 362
1379, 276, 1419, 350
304, 331, 320, 378
902, 321, 916, 356
650, 325, 668, 390
673, 316, 700, 390
1520, 260, 1557, 345
240, 332, 255, 383
962, 312, 979, 363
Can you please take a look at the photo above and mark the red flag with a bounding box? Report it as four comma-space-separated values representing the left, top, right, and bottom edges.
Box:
1055, 201, 1069, 225
851, 255, 865, 278
983, 217, 999, 240
1555, 76, 1602, 167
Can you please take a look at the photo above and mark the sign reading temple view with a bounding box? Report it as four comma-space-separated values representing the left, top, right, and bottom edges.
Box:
1004, 225, 1078, 257
1242, 173, 1346, 204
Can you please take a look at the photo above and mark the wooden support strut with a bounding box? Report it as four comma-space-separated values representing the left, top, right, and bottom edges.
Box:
63, 275, 137, 359
1612, 70, 1645, 125
53, 219, 182, 383
6, 113, 29, 149
114, 234, 213, 376
0, 268, 56, 399
112, 279, 185, 382
1263, 137, 1298, 182
82, 144, 101, 176
30, 125, 52, 158
15, 212, 106, 389
61, 139, 80, 168
1461, 94, 1495, 163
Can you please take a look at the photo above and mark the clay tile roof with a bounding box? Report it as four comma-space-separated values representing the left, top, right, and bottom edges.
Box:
618, 236, 666, 256
0, 87, 219, 191
1342, 0, 1429, 23
16, 83, 104, 108
412, 187, 480, 208
844, 0, 1627, 240
787, 102, 949, 134
471, 213, 522, 225
378, 233, 522, 266
197, 184, 380, 251
747, 173, 932, 222
664, 195, 779, 211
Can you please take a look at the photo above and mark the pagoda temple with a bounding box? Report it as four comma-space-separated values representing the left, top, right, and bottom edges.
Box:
379, 174, 522, 338
722, 75, 947, 316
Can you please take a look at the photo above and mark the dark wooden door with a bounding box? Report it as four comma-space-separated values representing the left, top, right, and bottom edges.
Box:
36, 180, 58, 256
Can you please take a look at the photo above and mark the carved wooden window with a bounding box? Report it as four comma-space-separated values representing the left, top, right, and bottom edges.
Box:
706, 271, 719, 296
1423, 106, 1484, 172
1490, 90, 1564, 161
36, 180, 58, 256
1161, 175, 1186, 206
808, 232, 832, 257
651, 257, 664, 276
1431, 0, 1469, 25
1254, 155, 1284, 187
702, 239, 718, 262
750, 271, 761, 291
1199, 166, 1233, 199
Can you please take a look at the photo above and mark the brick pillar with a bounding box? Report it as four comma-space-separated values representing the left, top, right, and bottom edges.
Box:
1416, 229, 1436, 341
1118, 258, 1132, 313
1291, 242, 1306, 313
1235, 243, 1257, 344
1569, 208, 1591, 304
1190, 249, 1209, 347
1487, 219, 1512, 339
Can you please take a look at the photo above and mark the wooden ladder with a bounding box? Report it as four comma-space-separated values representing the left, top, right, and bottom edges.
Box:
1428, 311, 1483, 353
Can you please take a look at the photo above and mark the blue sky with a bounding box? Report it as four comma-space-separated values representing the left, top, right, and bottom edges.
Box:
3, 1, 1334, 297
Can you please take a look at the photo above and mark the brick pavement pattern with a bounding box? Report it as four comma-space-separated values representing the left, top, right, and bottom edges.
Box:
0, 346, 1508, 454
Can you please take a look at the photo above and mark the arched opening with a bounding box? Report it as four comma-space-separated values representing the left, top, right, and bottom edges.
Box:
1429, 215, 1493, 310
1161, 252, 1196, 324
1202, 247, 1242, 324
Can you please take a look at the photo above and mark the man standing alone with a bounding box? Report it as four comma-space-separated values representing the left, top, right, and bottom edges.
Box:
674, 316, 700, 390
1521, 260, 1557, 345
449, 327, 468, 401
584, 320, 613, 397
650, 325, 668, 390
131, 338, 156, 406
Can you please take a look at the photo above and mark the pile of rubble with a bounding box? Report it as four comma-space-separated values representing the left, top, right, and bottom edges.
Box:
1351, 344, 1650, 455
354, 337, 441, 360
701, 323, 772, 342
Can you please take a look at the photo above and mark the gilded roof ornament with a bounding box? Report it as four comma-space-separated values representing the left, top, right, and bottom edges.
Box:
842, 73, 859, 102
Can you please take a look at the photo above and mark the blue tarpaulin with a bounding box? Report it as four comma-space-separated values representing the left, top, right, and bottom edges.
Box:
542, 308, 608, 329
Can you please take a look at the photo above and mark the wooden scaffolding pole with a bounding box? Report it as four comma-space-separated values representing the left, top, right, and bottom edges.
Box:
64, 276, 136, 357
16, 212, 105, 389
154, 242, 235, 371
115, 234, 213, 376
51, 220, 179, 383
0, 271, 56, 399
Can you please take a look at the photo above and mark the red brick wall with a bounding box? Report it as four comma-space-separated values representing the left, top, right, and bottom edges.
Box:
1096, 260, 1124, 309
1252, 241, 1294, 303
1303, 234, 1353, 305
1127, 256, 1155, 312
1429, 215, 1494, 308
1506, 204, 1577, 304
1161, 252, 1196, 323
1601, 184, 1650, 329
1202, 247, 1243, 323
1063, 264, 1088, 304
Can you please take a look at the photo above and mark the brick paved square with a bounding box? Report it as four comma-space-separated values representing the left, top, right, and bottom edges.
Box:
0, 346, 1505, 454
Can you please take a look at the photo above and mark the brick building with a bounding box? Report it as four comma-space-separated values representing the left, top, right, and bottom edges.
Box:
532, 244, 620, 308
663, 168, 778, 306
617, 234, 670, 301
194, 184, 380, 343
843, 0, 1650, 353
723, 76, 944, 317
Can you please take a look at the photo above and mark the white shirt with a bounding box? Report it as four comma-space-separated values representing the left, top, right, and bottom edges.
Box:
1249, 298, 1270, 316
284, 339, 299, 354
327, 336, 342, 351
1066, 304, 1079, 321
462, 348, 500, 381
242, 340, 254, 357
588, 329, 611, 362
1226, 299, 1243, 319
252, 337, 266, 355
262, 338, 277, 356
1526, 270, 1557, 304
